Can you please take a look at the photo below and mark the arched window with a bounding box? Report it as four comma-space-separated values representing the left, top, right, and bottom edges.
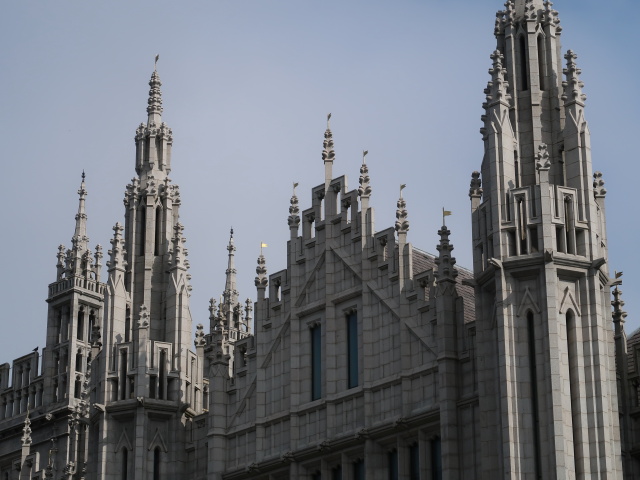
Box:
77, 307, 85, 340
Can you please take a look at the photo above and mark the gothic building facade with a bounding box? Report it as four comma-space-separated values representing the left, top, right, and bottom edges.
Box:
0, 0, 637, 478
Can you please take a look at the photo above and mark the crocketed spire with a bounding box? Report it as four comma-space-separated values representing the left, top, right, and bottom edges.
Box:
322, 113, 335, 189
395, 185, 409, 234
255, 253, 268, 289
147, 68, 163, 126
288, 183, 300, 230
358, 150, 372, 198
71, 171, 89, 254
435, 225, 458, 284
483, 50, 511, 110
223, 228, 238, 307
562, 50, 587, 107
107, 223, 126, 271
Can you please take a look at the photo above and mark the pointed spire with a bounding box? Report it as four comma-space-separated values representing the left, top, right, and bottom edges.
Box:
322, 113, 335, 190
395, 185, 409, 234
223, 228, 238, 308
147, 60, 163, 126
107, 223, 127, 271
562, 50, 587, 107
71, 172, 89, 256
358, 150, 372, 198
288, 182, 300, 231
21, 409, 32, 446
483, 50, 511, 110
435, 225, 458, 284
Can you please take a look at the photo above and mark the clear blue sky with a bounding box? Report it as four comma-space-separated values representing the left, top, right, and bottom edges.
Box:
1, 0, 638, 364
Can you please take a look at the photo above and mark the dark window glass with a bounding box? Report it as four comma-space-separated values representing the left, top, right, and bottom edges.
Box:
409, 443, 420, 480
388, 450, 398, 480
353, 459, 365, 480
431, 437, 442, 480
311, 325, 322, 400
332, 465, 342, 480
347, 312, 359, 388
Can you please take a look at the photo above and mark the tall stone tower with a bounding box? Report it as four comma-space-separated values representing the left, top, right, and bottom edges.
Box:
470, 0, 621, 478
88, 64, 205, 479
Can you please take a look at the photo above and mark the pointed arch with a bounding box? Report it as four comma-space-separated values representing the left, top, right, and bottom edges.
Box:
114, 429, 133, 453
148, 428, 168, 453
559, 286, 581, 316
516, 287, 541, 317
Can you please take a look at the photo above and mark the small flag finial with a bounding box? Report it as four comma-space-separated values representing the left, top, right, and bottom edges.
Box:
442, 207, 452, 226
293, 182, 299, 195
154, 54, 160, 70
260, 242, 268, 255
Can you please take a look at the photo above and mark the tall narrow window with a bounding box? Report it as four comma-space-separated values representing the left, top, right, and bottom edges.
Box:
566, 310, 582, 475
153, 447, 161, 480
409, 443, 420, 480
537, 35, 546, 90
120, 350, 127, 400
332, 466, 342, 480
154, 206, 162, 256
519, 35, 529, 91
388, 449, 398, 480
347, 312, 359, 388
159, 350, 167, 400
353, 459, 365, 480
77, 308, 85, 340
311, 325, 322, 400
527, 312, 542, 479
431, 437, 442, 480
121, 448, 128, 480
139, 207, 146, 256
125, 306, 131, 343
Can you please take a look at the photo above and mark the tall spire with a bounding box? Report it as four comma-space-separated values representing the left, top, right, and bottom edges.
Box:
71, 171, 89, 254
147, 64, 163, 126
223, 228, 238, 308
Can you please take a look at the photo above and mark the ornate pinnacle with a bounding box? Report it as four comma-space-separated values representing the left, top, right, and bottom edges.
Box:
255, 254, 268, 288
244, 298, 253, 331
71, 172, 90, 256
562, 50, 587, 106
223, 228, 238, 305
469, 171, 483, 199
593, 171, 607, 198
21, 410, 32, 446
612, 284, 627, 325
395, 186, 409, 234
535, 143, 551, 171
483, 50, 511, 110
169, 223, 188, 269
194, 324, 206, 348
543, 1, 561, 31
107, 223, 126, 270
322, 114, 335, 165
147, 68, 163, 123
435, 225, 458, 284
288, 183, 300, 229
358, 151, 372, 198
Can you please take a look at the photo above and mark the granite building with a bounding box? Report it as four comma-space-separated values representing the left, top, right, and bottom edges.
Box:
0, 0, 636, 478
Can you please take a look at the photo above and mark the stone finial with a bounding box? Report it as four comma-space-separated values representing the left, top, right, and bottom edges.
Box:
137, 304, 150, 329
93, 244, 103, 281
504, 0, 516, 25
395, 185, 409, 234
255, 254, 268, 288
358, 151, 372, 198
543, 1, 561, 31
107, 223, 126, 270
147, 68, 163, 121
169, 223, 188, 269
322, 114, 335, 165
288, 183, 300, 229
593, 171, 607, 198
523, 0, 540, 21
435, 225, 458, 284
244, 298, 253, 329
21, 410, 32, 446
483, 50, 511, 110
562, 50, 587, 106
223, 227, 238, 306
612, 283, 627, 326
57, 245, 66, 278
469, 171, 483, 199
535, 143, 551, 171
194, 324, 206, 348
71, 172, 90, 262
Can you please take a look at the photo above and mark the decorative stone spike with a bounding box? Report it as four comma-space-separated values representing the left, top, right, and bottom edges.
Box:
147, 70, 163, 119
612, 285, 627, 325
535, 143, 551, 171
107, 223, 127, 270
255, 254, 268, 288
562, 50, 587, 106
593, 171, 607, 198
395, 189, 409, 234
484, 50, 511, 110
358, 152, 372, 198
288, 184, 300, 229
322, 114, 335, 165
21, 410, 32, 446
137, 304, 150, 329
469, 171, 483, 199
435, 225, 458, 284
194, 324, 206, 348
